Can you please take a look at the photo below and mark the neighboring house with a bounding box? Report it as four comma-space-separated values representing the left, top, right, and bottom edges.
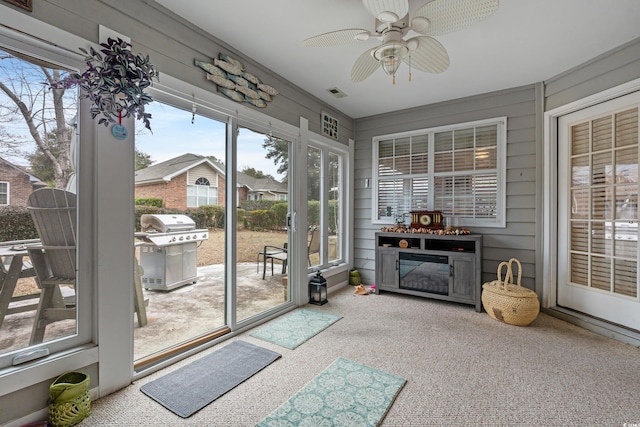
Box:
135, 153, 225, 209
135, 153, 288, 209
237, 172, 288, 202
0, 157, 46, 207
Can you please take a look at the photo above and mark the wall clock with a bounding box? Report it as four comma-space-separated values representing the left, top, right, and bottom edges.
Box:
410, 210, 443, 229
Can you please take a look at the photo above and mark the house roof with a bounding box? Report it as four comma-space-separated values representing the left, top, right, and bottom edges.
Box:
237, 172, 287, 193
0, 157, 46, 186
135, 154, 287, 193
135, 153, 224, 184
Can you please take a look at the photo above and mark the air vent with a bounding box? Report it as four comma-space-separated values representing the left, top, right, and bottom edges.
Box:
327, 87, 347, 98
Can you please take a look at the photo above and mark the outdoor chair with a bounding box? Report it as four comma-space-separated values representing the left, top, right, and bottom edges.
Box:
256, 227, 322, 279
307, 227, 320, 266
27, 188, 78, 344
257, 243, 288, 280
27, 188, 147, 344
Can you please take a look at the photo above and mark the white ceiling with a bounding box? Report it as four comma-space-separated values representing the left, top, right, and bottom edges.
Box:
155, 0, 640, 119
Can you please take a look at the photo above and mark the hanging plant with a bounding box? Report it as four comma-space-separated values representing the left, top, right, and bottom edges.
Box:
51, 37, 159, 132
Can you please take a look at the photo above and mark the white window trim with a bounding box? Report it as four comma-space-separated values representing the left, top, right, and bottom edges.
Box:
371, 117, 507, 228
0, 181, 8, 205
308, 133, 350, 271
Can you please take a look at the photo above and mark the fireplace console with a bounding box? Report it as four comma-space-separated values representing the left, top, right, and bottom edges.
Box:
375, 232, 483, 312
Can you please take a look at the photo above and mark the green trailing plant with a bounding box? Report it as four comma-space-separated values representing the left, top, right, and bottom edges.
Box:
51, 37, 159, 131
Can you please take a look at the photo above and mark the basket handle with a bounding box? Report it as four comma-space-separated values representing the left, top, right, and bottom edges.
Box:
507, 258, 522, 287
496, 261, 512, 290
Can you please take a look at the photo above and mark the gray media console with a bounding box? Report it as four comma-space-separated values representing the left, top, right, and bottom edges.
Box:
375, 232, 483, 312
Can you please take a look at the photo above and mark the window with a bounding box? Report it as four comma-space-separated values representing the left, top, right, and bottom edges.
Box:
0, 182, 7, 205
568, 107, 638, 295
372, 117, 506, 227
308, 141, 347, 269
0, 37, 84, 370
187, 177, 217, 207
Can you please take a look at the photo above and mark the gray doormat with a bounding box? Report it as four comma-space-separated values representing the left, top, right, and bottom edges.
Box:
140, 340, 281, 418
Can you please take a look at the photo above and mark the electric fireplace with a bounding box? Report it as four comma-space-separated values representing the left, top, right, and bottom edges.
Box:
399, 252, 449, 295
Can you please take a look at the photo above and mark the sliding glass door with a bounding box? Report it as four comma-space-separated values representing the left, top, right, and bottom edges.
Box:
133, 99, 296, 365
236, 128, 292, 323
133, 101, 228, 362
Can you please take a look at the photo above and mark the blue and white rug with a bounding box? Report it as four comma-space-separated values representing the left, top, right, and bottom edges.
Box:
250, 308, 342, 349
257, 357, 406, 427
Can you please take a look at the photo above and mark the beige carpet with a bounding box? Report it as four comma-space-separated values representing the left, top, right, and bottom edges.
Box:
88, 285, 640, 426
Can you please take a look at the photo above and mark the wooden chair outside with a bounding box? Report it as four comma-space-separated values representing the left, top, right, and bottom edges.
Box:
307, 227, 320, 266
27, 188, 77, 344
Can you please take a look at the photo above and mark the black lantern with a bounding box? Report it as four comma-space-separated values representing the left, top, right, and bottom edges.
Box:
309, 270, 328, 305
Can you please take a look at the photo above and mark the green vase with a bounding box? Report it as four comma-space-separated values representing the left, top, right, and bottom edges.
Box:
48, 371, 91, 427
349, 269, 361, 286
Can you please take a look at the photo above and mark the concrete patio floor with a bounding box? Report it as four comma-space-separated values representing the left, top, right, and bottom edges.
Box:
0, 262, 288, 361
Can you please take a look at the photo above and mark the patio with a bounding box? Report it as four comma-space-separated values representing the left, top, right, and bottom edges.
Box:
0, 262, 288, 361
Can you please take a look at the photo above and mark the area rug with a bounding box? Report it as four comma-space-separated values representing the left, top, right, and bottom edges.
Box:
140, 340, 281, 418
250, 308, 342, 349
257, 357, 406, 427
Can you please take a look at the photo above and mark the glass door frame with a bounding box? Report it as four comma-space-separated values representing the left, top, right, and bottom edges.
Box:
132, 78, 300, 376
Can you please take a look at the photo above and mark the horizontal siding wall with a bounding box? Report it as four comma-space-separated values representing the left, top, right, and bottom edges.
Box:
546, 36, 640, 109
22, 0, 354, 144
353, 84, 539, 290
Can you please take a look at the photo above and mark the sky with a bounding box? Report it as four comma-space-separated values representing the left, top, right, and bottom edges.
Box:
135, 101, 284, 179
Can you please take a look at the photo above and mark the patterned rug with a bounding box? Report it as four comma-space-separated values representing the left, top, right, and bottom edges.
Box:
257, 357, 406, 426
250, 308, 342, 349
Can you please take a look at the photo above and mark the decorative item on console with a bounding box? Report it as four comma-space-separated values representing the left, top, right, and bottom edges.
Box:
410, 210, 442, 229
380, 225, 471, 235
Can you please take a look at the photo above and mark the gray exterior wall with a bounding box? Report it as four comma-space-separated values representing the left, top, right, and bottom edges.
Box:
353, 84, 540, 291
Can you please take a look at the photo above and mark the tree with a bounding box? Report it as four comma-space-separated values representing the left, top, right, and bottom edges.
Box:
263, 136, 289, 183
0, 48, 77, 189
242, 166, 272, 179
135, 148, 154, 171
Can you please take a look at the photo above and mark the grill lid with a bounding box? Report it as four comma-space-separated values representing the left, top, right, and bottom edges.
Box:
141, 214, 195, 233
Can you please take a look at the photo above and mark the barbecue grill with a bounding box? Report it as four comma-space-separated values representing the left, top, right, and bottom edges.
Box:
135, 214, 209, 291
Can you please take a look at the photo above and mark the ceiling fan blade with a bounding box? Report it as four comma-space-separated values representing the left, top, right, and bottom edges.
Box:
351, 48, 380, 83
415, 0, 498, 36
362, 0, 409, 22
300, 29, 371, 47
404, 36, 449, 73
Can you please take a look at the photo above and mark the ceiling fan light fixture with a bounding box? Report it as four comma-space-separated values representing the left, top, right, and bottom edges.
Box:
376, 43, 408, 78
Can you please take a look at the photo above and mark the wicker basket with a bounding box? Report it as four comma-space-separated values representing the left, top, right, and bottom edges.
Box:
48, 371, 91, 427
481, 258, 540, 326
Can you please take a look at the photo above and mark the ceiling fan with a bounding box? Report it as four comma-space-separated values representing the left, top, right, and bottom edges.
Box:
300, 0, 499, 84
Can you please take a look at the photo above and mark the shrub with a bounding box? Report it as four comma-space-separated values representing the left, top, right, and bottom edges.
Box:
308, 200, 320, 229
271, 202, 288, 230
0, 206, 38, 241
240, 200, 279, 212
135, 197, 163, 207
248, 210, 274, 231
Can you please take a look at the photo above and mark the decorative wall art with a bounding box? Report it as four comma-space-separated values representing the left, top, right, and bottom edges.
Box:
321, 111, 339, 140
195, 53, 278, 108
3, 0, 32, 12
